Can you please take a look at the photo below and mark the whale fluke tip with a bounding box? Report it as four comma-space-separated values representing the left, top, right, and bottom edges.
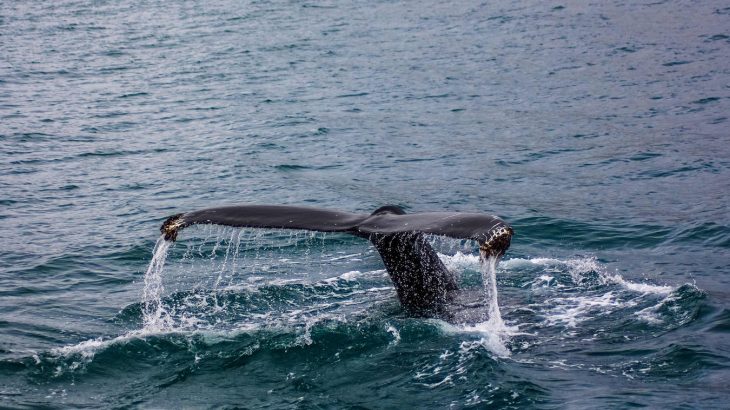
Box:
479, 225, 514, 258
161, 213, 185, 241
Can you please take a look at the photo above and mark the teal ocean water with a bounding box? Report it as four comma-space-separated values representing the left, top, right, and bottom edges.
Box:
2, 0, 729, 408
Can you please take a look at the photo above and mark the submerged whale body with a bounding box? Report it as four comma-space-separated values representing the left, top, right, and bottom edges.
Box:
161, 205, 513, 318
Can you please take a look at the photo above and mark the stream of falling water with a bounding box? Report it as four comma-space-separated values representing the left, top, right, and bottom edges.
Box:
482, 255, 505, 330
142, 236, 173, 331
460, 254, 512, 357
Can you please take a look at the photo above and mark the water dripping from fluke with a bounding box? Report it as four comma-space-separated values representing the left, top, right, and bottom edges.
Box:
481, 255, 506, 331
141, 236, 173, 331
138, 205, 521, 359
448, 253, 514, 358
154, 204, 514, 320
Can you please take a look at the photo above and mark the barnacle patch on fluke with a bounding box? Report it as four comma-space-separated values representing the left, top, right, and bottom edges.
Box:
161, 213, 185, 241
479, 226, 514, 258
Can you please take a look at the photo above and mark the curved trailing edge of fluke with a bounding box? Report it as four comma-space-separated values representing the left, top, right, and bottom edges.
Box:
157, 204, 513, 317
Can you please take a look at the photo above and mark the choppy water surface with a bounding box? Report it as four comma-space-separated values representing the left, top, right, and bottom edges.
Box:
2, 0, 729, 408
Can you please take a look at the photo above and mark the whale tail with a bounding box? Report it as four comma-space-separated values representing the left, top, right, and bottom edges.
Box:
159, 204, 513, 316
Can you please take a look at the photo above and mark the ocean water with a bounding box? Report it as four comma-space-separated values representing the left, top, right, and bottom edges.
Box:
2, 0, 729, 408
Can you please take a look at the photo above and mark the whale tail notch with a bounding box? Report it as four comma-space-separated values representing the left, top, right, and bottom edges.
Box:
158, 204, 513, 316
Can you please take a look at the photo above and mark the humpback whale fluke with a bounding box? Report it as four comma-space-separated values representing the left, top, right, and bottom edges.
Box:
160, 205, 513, 317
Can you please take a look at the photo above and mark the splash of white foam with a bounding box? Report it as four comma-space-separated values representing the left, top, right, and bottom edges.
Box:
386, 323, 401, 345
634, 304, 664, 324
50, 328, 165, 364
323, 270, 363, 283
439, 251, 481, 272
449, 323, 514, 358
634, 285, 698, 324
541, 291, 632, 328
52, 337, 108, 360
503, 257, 673, 295
604, 273, 672, 295
530, 274, 561, 289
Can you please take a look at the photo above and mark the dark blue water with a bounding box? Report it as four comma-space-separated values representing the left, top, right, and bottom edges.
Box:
2, 0, 729, 407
